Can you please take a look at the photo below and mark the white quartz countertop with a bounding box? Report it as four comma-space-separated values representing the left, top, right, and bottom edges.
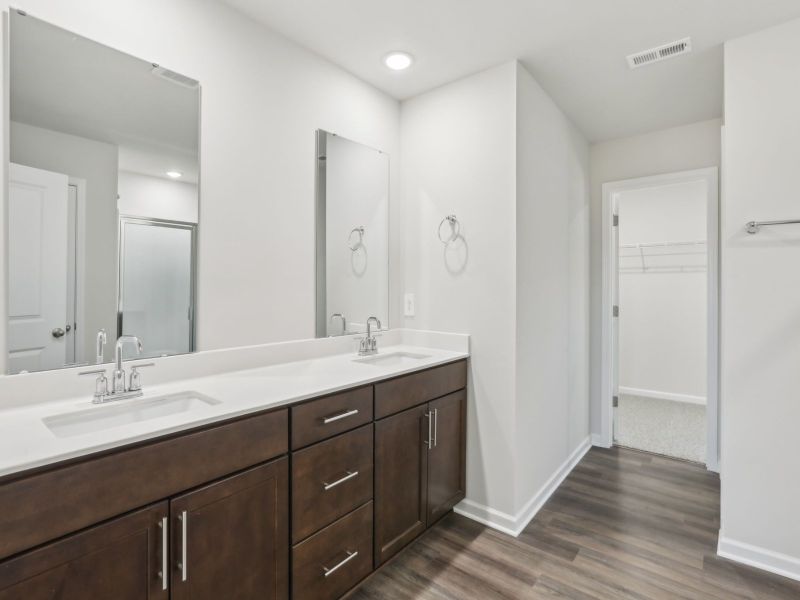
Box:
0, 342, 468, 479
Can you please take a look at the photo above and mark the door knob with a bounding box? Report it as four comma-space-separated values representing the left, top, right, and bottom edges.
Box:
51, 327, 65, 338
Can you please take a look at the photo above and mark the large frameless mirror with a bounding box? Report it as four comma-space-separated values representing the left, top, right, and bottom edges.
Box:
5, 11, 200, 374
315, 130, 389, 337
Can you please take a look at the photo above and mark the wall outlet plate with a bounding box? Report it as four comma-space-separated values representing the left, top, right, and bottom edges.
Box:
404, 293, 416, 317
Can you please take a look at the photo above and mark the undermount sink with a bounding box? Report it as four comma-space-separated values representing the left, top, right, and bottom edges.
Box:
354, 351, 431, 367
43, 392, 221, 438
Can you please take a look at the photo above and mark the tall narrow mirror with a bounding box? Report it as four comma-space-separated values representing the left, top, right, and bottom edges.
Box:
6, 11, 200, 373
315, 131, 389, 337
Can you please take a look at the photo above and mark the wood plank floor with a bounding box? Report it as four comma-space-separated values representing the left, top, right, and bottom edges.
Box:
350, 446, 800, 600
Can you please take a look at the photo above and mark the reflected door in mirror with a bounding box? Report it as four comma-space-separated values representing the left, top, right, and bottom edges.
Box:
7, 163, 70, 374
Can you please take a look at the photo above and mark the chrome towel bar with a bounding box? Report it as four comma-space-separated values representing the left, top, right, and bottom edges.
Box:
746, 219, 800, 234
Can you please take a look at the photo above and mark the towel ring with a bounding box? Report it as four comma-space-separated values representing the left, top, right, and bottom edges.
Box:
437, 215, 460, 244
348, 226, 365, 251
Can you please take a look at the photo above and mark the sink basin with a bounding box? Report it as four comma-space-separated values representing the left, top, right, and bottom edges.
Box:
43, 392, 221, 438
354, 351, 431, 367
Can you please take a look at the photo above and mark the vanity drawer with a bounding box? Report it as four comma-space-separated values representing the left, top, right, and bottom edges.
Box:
374, 359, 467, 419
0, 408, 288, 561
291, 386, 373, 450
292, 424, 373, 543
292, 502, 373, 600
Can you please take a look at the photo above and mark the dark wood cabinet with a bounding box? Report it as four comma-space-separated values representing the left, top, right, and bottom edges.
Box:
170, 459, 289, 600
291, 386, 373, 450
374, 404, 429, 565
0, 502, 169, 600
292, 502, 373, 600
0, 358, 467, 600
292, 425, 373, 543
426, 390, 467, 525
0, 408, 288, 562
374, 385, 467, 566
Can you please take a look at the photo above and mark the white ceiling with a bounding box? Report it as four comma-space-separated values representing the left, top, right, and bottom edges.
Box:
221, 0, 800, 141
10, 12, 199, 181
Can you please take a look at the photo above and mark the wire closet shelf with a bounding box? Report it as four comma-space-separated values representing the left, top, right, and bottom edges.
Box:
619, 239, 707, 273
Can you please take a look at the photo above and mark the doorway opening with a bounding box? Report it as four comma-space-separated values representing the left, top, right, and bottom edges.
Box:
601, 168, 719, 470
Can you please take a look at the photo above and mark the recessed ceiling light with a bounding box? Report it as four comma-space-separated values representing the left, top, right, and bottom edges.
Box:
166, 171, 183, 179
384, 51, 413, 71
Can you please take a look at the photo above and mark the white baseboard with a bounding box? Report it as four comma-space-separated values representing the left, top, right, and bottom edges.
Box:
454, 437, 591, 537
619, 386, 706, 405
591, 433, 611, 448
452, 499, 519, 536
718, 535, 800, 582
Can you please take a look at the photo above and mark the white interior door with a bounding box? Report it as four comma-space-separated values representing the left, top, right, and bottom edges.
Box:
8, 163, 69, 373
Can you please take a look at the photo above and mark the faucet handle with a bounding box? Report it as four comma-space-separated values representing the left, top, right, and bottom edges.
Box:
79, 368, 109, 403
79, 368, 107, 376
129, 362, 155, 392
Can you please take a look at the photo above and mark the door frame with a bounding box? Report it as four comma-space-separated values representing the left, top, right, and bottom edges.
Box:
67, 177, 87, 366
117, 215, 198, 353
600, 167, 720, 472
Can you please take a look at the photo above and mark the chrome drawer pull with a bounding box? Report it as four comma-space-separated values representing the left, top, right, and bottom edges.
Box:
178, 511, 188, 582
158, 517, 168, 591
323, 470, 359, 491
323, 409, 359, 424
323, 550, 358, 577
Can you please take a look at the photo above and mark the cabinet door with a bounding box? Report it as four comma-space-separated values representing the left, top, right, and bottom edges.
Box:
170, 458, 289, 600
0, 502, 168, 600
427, 390, 467, 526
374, 404, 429, 566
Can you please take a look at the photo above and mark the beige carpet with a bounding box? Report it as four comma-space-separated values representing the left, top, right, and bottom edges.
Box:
615, 394, 706, 463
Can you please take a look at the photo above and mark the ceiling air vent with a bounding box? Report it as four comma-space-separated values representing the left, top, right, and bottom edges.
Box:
627, 37, 692, 69
151, 65, 199, 89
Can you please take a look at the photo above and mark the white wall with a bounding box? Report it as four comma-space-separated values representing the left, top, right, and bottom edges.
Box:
401, 61, 590, 527
515, 63, 590, 509
617, 181, 707, 400
589, 119, 721, 433
401, 62, 519, 516
118, 171, 198, 223
10, 120, 118, 363
0, 0, 401, 361
719, 17, 800, 579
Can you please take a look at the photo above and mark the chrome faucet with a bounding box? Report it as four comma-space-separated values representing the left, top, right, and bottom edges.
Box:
114, 335, 143, 393
359, 317, 382, 356
95, 329, 107, 364
80, 335, 154, 403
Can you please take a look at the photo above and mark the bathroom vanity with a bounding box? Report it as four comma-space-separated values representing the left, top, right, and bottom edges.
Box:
0, 352, 467, 600
0, 10, 467, 600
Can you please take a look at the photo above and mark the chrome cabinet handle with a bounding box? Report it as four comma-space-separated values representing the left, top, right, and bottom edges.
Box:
323, 409, 359, 424
323, 550, 358, 577
323, 470, 359, 491
426, 410, 433, 450
158, 517, 168, 591
433, 408, 439, 448
177, 511, 188, 582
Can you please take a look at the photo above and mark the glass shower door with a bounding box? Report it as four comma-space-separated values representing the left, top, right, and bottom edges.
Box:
118, 217, 195, 359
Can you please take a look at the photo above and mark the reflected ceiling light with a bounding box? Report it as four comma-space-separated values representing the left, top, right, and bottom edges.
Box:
166, 170, 183, 179
384, 51, 413, 71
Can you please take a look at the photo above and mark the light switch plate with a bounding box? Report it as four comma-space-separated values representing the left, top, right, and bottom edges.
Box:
404, 293, 416, 317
